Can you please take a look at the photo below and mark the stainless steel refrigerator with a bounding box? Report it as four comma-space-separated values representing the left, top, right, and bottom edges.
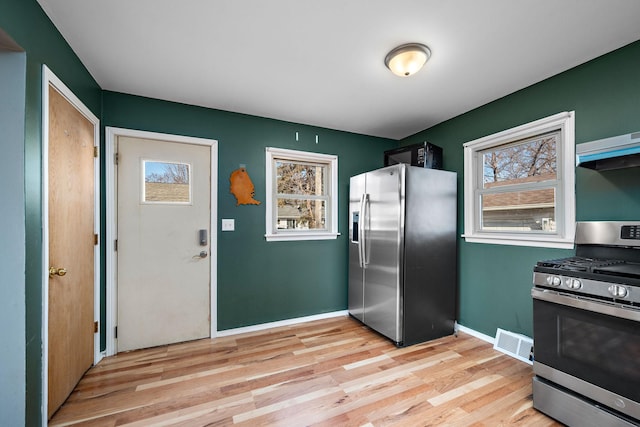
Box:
348, 164, 457, 346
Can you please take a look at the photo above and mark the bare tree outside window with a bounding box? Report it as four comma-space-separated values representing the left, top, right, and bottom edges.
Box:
275, 160, 326, 230
146, 162, 190, 184
479, 132, 559, 232
144, 161, 191, 203
483, 134, 557, 187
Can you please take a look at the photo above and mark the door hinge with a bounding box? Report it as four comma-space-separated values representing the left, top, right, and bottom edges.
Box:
115, 326, 118, 339
114, 152, 119, 165
94, 234, 99, 245
94, 321, 99, 333
114, 239, 118, 251
94, 146, 99, 158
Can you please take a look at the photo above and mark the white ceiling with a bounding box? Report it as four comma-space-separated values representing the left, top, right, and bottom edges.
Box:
37, 0, 640, 140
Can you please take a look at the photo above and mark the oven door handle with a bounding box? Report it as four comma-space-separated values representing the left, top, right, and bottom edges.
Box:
532, 288, 640, 322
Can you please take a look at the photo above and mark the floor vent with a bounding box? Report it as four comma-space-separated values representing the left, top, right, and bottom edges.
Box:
493, 328, 533, 365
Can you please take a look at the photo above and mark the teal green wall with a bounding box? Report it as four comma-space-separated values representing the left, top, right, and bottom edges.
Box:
101, 92, 396, 330
0, 0, 102, 424
401, 40, 640, 338
4, 0, 640, 423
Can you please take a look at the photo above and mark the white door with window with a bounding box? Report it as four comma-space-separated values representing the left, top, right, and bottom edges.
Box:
116, 134, 215, 352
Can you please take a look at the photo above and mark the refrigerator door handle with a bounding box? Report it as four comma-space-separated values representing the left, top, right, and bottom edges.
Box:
362, 193, 370, 267
358, 194, 366, 268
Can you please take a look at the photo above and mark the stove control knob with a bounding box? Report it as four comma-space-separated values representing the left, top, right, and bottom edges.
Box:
546, 276, 562, 287
567, 279, 582, 290
608, 285, 628, 298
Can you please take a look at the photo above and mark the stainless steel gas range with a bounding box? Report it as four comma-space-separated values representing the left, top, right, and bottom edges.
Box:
532, 221, 640, 427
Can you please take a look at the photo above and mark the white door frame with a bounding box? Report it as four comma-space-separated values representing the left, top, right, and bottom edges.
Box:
41, 65, 101, 423
105, 127, 218, 356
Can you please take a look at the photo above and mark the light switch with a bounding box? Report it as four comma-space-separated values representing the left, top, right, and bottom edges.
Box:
221, 219, 235, 231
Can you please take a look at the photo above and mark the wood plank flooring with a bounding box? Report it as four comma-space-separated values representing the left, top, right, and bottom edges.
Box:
49, 316, 560, 426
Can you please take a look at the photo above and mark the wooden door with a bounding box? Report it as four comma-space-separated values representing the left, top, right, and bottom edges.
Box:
47, 85, 95, 418
116, 136, 211, 352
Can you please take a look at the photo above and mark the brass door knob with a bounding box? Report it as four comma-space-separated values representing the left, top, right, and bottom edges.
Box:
49, 267, 67, 278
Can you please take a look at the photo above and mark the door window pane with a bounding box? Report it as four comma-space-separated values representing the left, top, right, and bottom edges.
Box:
143, 160, 191, 203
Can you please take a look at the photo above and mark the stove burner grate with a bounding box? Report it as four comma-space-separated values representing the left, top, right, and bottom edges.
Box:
536, 256, 625, 272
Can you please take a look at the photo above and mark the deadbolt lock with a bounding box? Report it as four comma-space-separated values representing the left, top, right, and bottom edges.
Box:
49, 267, 67, 278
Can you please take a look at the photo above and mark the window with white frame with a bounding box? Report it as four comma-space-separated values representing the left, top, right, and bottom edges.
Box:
463, 111, 575, 249
265, 147, 339, 242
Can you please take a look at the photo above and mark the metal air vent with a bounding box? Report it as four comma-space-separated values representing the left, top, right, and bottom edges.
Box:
494, 328, 533, 365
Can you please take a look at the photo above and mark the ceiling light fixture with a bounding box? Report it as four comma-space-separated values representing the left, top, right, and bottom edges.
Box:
384, 43, 431, 77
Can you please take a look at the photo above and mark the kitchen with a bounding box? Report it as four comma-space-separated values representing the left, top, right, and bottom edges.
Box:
2, 1, 640, 425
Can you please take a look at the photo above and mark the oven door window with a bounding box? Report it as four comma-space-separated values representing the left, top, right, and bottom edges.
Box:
533, 299, 640, 402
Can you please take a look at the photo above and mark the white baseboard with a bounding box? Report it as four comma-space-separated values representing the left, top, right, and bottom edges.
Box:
215, 310, 349, 337
454, 322, 495, 345
216, 316, 497, 344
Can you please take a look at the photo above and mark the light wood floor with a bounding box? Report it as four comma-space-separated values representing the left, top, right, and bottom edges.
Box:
49, 316, 560, 426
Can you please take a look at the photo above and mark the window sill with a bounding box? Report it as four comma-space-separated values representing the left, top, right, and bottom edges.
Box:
265, 232, 340, 242
462, 234, 574, 249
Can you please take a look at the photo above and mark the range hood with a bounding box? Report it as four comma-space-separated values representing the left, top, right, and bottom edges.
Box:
576, 131, 640, 170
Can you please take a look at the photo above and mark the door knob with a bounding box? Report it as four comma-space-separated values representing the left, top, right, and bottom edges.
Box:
192, 251, 208, 259
49, 267, 67, 278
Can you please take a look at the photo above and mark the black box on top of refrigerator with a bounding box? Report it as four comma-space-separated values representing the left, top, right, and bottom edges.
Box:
384, 141, 443, 169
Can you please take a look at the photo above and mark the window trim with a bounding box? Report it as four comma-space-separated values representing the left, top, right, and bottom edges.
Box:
462, 111, 575, 249
265, 147, 339, 242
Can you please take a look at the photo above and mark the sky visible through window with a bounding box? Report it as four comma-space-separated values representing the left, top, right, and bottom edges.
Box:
144, 161, 190, 184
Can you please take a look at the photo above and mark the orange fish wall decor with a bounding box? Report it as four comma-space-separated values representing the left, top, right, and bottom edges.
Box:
229, 167, 261, 206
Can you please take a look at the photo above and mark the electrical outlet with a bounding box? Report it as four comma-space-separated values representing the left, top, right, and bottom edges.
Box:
221, 219, 235, 231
